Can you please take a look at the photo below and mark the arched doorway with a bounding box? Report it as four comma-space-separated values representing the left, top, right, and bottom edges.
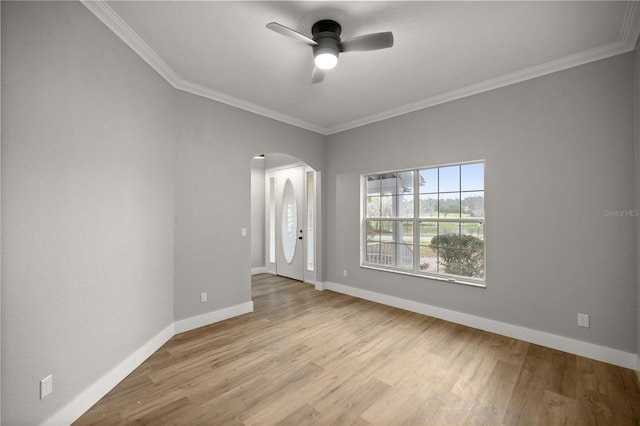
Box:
251, 153, 318, 285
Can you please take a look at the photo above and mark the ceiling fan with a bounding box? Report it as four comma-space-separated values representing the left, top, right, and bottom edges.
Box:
266, 19, 394, 83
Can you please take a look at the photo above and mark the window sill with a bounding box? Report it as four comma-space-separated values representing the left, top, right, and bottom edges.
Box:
360, 264, 487, 289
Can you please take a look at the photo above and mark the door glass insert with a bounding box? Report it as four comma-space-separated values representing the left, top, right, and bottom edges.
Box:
281, 178, 297, 264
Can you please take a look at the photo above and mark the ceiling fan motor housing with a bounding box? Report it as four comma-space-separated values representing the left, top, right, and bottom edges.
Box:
312, 20, 341, 62
311, 19, 341, 37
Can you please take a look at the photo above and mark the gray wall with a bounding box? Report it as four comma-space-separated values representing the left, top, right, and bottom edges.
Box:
1, 1, 325, 424
325, 53, 637, 353
1, 3, 3, 420
635, 38, 640, 369
2, 2, 176, 424
264, 153, 305, 170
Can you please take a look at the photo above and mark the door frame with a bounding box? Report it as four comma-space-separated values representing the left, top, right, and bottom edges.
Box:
265, 162, 318, 285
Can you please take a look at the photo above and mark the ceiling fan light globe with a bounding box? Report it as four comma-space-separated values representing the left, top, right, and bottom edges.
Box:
315, 52, 338, 70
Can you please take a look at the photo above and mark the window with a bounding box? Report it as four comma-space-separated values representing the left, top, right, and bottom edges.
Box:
363, 161, 485, 285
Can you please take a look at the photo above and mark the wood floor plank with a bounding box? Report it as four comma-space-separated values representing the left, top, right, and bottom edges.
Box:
308, 377, 390, 425
541, 390, 577, 426
74, 274, 640, 425
275, 404, 320, 425
475, 359, 522, 410
503, 344, 555, 425
544, 350, 577, 400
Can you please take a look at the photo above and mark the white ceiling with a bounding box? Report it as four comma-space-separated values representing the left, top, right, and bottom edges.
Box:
83, 1, 640, 135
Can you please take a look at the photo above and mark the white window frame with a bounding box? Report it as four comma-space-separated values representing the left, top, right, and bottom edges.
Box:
361, 160, 486, 288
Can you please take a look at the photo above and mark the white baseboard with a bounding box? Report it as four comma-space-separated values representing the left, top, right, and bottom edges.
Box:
324, 281, 637, 370
43, 323, 175, 426
174, 301, 254, 334
45, 301, 254, 425
251, 266, 268, 275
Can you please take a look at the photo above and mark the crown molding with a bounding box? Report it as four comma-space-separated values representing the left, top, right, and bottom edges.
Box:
325, 39, 635, 135
620, 1, 640, 46
82, 0, 640, 137
81, 0, 181, 85
172, 77, 327, 134
80, 0, 327, 135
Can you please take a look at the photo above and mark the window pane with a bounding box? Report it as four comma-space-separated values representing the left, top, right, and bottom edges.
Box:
419, 168, 438, 193
452, 249, 485, 278
436, 233, 485, 278
439, 165, 460, 192
461, 163, 484, 191
401, 221, 413, 244
380, 196, 393, 218
397, 243, 413, 269
419, 222, 438, 273
461, 192, 484, 218
398, 195, 414, 218
367, 196, 380, 218
366, 240, 381, 264
379, 239, 393, 266
439, 193, 460, 218
366, 221, 380, 243
366, 220, 382, 266
397, 221, 414, 270
419, 221, 438, 242
367, 175, 381, 195
379, 221, 394, 242
379, 174, 397, 195
397, 171, 414, 194
468, 249, 485, 278
419, 246, 438, 273
461, 222, 484, 241
419, 194, 438, 218
435, 222, 460, 247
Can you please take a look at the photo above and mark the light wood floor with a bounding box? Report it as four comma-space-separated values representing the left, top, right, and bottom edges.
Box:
75, 274, 640, 425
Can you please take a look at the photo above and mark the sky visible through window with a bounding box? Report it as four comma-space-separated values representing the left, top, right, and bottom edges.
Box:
420, 162, 484, 194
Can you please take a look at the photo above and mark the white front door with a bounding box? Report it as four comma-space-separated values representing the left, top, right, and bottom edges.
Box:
276, 166, 305, 281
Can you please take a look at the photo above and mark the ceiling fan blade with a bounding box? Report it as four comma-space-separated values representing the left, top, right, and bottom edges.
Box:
340, 32, 394, 52
266, 22, 317, 47
311, 66, 326, 84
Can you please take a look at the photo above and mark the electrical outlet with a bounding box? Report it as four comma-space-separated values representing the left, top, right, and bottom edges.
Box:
577, 313, 590, 328
343, 270, 348, 277
40, 374, 53, 399
241, 228, 247, 237
200, 292, 207, 303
